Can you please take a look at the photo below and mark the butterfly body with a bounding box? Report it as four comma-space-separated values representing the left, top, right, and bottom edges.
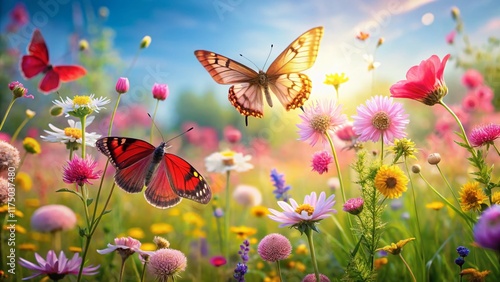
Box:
96, 137, 211, 209
195, 26, 323, 123
21, 29, 86, 94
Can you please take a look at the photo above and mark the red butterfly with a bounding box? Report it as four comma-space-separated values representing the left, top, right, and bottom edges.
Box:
96, 137, 212, 209
21, 29, 86, 94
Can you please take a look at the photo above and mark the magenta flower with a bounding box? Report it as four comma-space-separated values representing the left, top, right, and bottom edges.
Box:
335, 122, 358, 142
352, 96, 409, 144
209, 255, 227, 267
302, 273, 331, 282
390, 54, 450, 106
297, 99, 347, 147
474, 205, 500, 251
257, 233, 292, 262
311, 150, 333, 175
19, 250, 99, 280
461, 69, 484, 89
97, 236, 142, 260
148, 248, 187, 280
152, 83, 169, 100
31, 205, 77, 233
8, 81, 33, 99
115, 77, 129, 94
469, 123, 500, 147
268, 192, 336, 232
224, 125, 242, 143
62, 155, 101, 187
343, 197, 364, 215
445, 30, 456, 44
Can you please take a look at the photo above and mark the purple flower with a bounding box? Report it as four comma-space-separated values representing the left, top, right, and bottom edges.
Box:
257, 233, 292, 262
115, 77, 130, 94
97, 237, 142, 261
147, 248, 187, 280
233, 262, 248, 282
456, 246, 470, 257
343, 197, 364, 215
474, 205, 500, 251
31, 205, 77, 233
152, 83, 169, 100
270, 169, 291, 202
311, 150, 333, 175
455, 257, 465, 267
302, 273, 331, 282
19, 250, 99, 280
62, 155, 101, 187
238, 240, 250, 263
469, 123, 500, 147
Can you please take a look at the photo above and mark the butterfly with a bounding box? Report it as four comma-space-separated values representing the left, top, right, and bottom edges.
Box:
21, 29, 87, 94
194, 26, 324, 125
95, 137, 212, 209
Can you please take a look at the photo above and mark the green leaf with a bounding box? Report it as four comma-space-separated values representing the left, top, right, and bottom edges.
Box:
86, 198, 94, 206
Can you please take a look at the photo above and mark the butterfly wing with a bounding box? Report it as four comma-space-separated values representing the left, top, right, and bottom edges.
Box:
95, 137, 155, 193
144, 159, 181, 209
164, 153, 211, 204
21, 29, 49, 79
194, 50, 258, 84
38, 69, 60, 94
53, 65, 87, 82
228, 84, 265, 118
266, 27, 323, 110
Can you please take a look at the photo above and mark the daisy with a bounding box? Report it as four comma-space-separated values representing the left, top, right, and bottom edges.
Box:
19, 250, 99, 280
205, 149, 253, 173
53, 94, 109, 117
40, 116, 101, 147
297, 99, 347, 147
352, 96, 409, 144
390, 54, 450, 106
268, 191, 336, 231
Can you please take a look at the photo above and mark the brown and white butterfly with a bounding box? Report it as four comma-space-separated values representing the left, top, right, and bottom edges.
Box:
194, 26, 324, 125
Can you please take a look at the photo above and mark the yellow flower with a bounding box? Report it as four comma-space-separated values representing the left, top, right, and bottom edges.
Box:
391, 138, 417, 162
374, 165, 408, 199
127, 227, 145, 239
459, 182, 487, 212
168, 208, 181, 216
324, 73, 349, 90
256, 261, 265, 270
23, 137, 41, 154
294, 261, 306, 272
69, 246, 82, 253
78, 39, 89, 51
249, 237, 258, 245
426, 201, 445, 211
141, 243, 157, 251
25, 198, 40, 208
191, 228, 207, 238
230, 226, 257, 239
183, 212, 205, 227
26, 109, 36, 118
374, 257, 388, 269
295, 244, 308, 255
460, 268, 490, 282
376, 238, 415, 255
0, 206, 23, 217
150, 223, 173, 235
4, 224, 27, 234
19, 243, 37, 251
15, 172, 32, 191
140, 36, 152, 49
491, 192, 500, 205
251, 206, 270, 217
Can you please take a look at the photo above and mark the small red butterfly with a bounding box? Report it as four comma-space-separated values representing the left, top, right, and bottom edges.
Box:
96, 137, 211, 209
21, 29, 86, 94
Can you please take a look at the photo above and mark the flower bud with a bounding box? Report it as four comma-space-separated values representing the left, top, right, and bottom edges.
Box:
140, 35, 152, 49
411, 164, 421, 174
78, 39, 89, 51
115, 77, 129, 94
224, 126, 242, 143
152, 83, 168, 100
12, 85, 27, 98
8, 81, 22, 91
153, 236, 170, 249
50, 106, 63, 117
26, 109, 36, 118
427, 153, 441, 165
451, 7, 460, 21
98, 6, 109, 18
377, 37, 384, 47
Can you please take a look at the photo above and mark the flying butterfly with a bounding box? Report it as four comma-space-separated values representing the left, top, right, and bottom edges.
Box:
194, 26, 324, 125
21, 29, 86, 94
95, 134, 211, 209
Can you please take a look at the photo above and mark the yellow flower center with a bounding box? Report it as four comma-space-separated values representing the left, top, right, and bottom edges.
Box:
73, 95, 91, 106
372, 111, 390, 130
221, 150, 236, 166
311, 114, 331, 134
295, 204, 315, 216
64, 127, 83, 139
23, 137, 41, 154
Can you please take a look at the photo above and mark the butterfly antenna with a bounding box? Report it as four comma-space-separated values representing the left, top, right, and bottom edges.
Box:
165, 127, 194, 144
262, 44, 274, 70
147, 113, 165, 142
239, 54, 260, 70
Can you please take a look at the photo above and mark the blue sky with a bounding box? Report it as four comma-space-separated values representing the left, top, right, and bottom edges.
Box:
1, 0, 499, 108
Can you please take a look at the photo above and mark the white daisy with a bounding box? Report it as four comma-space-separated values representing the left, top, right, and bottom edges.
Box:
53, 94, 110, 117
363, 54, 381, 71
41, 116, 101, 147
205, 149, 253, 173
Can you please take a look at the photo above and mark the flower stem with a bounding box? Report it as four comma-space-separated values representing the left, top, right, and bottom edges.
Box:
107, 94, 122, 136
326, 133, 346, 204
80, 115, 87, 159
0, 98, 16, 131
10, 117, 30, 143
435, 164, 460, 206
492, 143, 500, 156
399, 253, 416, 282
438, 101, 475, 155
276, 260, 284, 282
119, 257, 126, 282
404, 160, 424, 272
224, 170, 231, 263
380, 136, 384, 164
141, 262, 148, 282
150, 99, 160, 143
305, 227, 320, 282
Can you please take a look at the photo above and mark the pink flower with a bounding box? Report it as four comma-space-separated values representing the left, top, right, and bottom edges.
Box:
390, 54, 450, 106
257, 233, 292, 262
445, 30, 456, 44
152, 83, 169, 100
343, 197, 364, 215
63, 155, 101, 187
209, 255, 227, 267
297, 99, 347, 147
268, 192, 336, 228
335, 122, 357, 142
8, 81, 33, 99
224, 125, 242, 143
302, 273, 331, 282
19, 250, 99, 280
97, 236, 143, 260
474, 205, 500, 251
115, 77, 129, 94
31, 205, 77, 232
10, 3, 29, 25
311, 151, 333, 175
148, 248, 187, 280
469, 123, 500, 147
352, 96, 409, 144
461, 69, 484, 89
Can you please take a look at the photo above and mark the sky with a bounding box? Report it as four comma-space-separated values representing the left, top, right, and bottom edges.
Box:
1, 0, 499, 112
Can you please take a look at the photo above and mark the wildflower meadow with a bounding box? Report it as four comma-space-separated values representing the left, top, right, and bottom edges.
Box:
1, 1, 500, 282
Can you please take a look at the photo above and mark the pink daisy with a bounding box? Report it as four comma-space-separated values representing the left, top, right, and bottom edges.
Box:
297, 100, 347, 147
19, 250, 99, 280
97, 236, 143, 260
352, 96, 409, 144
62, 155, 101, 187
469, 123, 500, 147
390, 54, 450, 106
311, 151, 333, 175
268, 192, 336, 229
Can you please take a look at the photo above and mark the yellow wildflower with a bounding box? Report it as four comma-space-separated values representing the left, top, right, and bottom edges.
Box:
23, 137, 41, 154
15, 172, 32, 191
426, 201, 445, 211
460, 268, 490, 282
459, 182, 487, 212
251, 206, 270, 217
324, 73, 349, 90
374, 165, 408, 199
150, 223, 173, 235
230, 226, 257, 239
376, 238, 415, 255
127, 227, 145, 239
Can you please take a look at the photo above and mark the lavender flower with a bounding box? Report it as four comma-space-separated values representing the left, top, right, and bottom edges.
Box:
270, 169, 291, 202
